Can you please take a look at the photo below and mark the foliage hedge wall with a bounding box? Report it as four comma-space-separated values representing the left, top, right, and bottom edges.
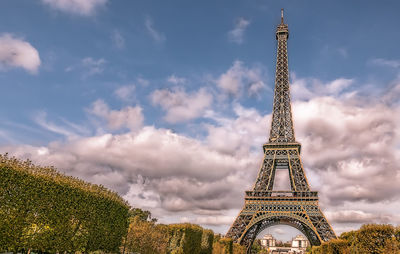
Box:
122, 215, 246, 254
167, 223, 205, 254
0, 154, 130, 253
211, 235, 245, 254
309, 224, 400, 254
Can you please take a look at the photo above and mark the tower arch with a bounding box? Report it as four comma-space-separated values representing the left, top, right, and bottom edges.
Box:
238, 213, 321, 251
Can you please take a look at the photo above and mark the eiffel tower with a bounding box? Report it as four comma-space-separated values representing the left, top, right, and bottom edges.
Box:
226, 9, 336, 252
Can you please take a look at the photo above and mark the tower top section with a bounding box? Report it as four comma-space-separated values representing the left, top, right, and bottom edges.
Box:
276, 8, 289, 40
269, 9, 295, 144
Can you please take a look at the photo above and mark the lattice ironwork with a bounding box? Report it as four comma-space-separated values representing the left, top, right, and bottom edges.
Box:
226, 9, 336, 253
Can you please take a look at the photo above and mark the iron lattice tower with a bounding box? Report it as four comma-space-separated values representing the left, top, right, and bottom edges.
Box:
226, 10, 336, 252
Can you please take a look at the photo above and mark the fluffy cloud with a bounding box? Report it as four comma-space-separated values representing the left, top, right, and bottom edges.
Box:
88, 99, 143, 131
206, 105, 269, 156
41, 0, 107, 16
150, 87, 213, 123
0, 34, 41, 74
0, 125, 258, 222
216, 61, 266, 97
293, 94, 400, 205
228, 17, 251, 44
291, 76, 353, 100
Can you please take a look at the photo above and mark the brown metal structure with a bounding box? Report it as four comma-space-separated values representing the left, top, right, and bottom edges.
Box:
226, 10, 336, 253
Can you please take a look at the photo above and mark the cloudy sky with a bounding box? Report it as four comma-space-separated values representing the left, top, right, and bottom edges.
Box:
1, 0, 400, 241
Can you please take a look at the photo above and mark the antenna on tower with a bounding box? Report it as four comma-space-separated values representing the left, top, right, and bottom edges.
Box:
281, 8, 284, 24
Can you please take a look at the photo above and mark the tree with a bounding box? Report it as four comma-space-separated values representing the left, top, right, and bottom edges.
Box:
353, 224, 396, 254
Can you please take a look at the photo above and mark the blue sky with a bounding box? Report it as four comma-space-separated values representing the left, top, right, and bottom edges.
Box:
1, 0, 400, 241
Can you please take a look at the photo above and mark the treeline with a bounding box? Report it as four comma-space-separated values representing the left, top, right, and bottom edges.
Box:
122, 208, 245, 254
309, 224, 400, 254
0, 154, 130, 253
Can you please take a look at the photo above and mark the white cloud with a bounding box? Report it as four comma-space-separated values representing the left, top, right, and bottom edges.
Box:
145, 16, 166, 43
216, 61, 266, 97
88, 99, 144, 131
111, 30, 125, 49
206, 104, 270, 156
326, 210, 392, 224
150, 87, 213, 123
0, 34, 41, 74
228, 17, 251, 44
114, 85, 136, 102
41, 0, 107, 16
370, 58, 400, 68
167, 74, 186, 85
293, 94, 400, 205
194, 216, 235, 226
291, 76, 353, 100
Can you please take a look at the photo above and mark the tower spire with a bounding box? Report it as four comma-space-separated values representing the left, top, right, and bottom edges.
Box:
269, 8, 293, 143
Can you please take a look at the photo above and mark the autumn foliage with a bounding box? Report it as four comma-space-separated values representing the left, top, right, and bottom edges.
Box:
309, 224, 400, 254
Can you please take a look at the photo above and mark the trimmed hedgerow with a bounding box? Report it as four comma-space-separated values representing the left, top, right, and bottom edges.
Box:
0, 154, 130, 253
200, 229, 214, 254
167, 223, 204, 254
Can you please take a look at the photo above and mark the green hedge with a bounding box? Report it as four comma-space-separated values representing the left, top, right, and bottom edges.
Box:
0, 154, 130, 253
167, 223, 204, 254
201, 229, 214, 254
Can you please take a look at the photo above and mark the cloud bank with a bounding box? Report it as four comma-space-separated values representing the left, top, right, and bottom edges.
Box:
1, 61, 399, 235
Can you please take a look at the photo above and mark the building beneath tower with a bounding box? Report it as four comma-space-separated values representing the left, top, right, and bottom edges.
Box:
260, 234, 310, 254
